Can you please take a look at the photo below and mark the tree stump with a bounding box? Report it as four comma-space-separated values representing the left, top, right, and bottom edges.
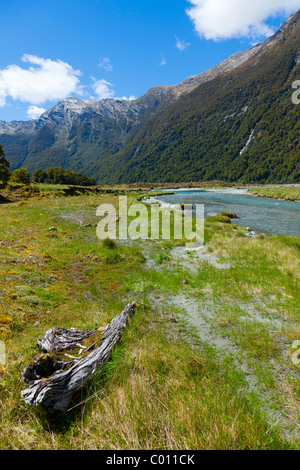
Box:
21, 302, 136, 412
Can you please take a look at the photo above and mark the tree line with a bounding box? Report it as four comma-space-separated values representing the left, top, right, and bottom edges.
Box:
0, 145, 96, 187
32, 167, 96, 186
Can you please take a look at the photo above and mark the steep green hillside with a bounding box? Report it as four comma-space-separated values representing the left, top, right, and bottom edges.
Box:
100, 14, 300, 184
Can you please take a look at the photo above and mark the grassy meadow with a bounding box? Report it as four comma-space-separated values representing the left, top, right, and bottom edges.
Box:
0, 183, 299, 449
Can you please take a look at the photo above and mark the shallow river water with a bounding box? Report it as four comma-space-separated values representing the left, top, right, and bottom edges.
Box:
157, 189, 300, 237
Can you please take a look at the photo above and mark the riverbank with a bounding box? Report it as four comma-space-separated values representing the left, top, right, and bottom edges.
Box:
247, 185, 300, 202
153, 185, 300, 201
143, 183, 300, 202
0, 187, 299, 449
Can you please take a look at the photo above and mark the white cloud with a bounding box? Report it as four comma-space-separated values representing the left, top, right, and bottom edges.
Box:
160, 54, 167, 66
99, 57, 113, 72
175, 36, 190, 51
0, 54, 82, 107
92, 78, 115, 99
186, 0, 300, 40
91, 79, 136, 102
26, 105, 46, 120
118, 95, 136, 101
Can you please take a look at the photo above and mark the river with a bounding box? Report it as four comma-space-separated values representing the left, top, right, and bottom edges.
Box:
156, 189, 300, 237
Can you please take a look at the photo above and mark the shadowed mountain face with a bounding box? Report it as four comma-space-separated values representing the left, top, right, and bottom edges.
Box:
0, 10, 299, 184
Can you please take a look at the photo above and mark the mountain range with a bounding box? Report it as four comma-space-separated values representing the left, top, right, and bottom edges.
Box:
0, 10, 299, 184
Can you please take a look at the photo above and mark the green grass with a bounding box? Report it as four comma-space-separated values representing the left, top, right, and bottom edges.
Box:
0, 186, 299, 449
248, 185, 300, 201
205, 215, 232, 224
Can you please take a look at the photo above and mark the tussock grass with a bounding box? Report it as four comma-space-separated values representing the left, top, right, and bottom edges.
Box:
0, 303, 286, 450
0, 189, 298, 449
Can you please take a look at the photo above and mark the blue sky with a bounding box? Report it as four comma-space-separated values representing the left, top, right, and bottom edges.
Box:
0, 0, 299, 121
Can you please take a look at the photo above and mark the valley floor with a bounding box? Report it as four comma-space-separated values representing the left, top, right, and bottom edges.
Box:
0, 184, 299, 449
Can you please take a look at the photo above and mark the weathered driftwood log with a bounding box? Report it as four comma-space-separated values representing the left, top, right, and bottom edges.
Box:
21, 302, 136, 412
21, 327, 98, 384
37, 327, 98, 353
21, 354, 72, 384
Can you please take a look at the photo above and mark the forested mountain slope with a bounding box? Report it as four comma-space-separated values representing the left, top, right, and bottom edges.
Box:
102, 11, 300, 184
0, 10, 299, 183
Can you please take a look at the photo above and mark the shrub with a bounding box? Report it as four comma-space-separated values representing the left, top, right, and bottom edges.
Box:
218, 211, 238, 219
155, 252, 170, 265
9, 168, 30, 185
102, 238, 117, 249
105, 253, 122, 264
